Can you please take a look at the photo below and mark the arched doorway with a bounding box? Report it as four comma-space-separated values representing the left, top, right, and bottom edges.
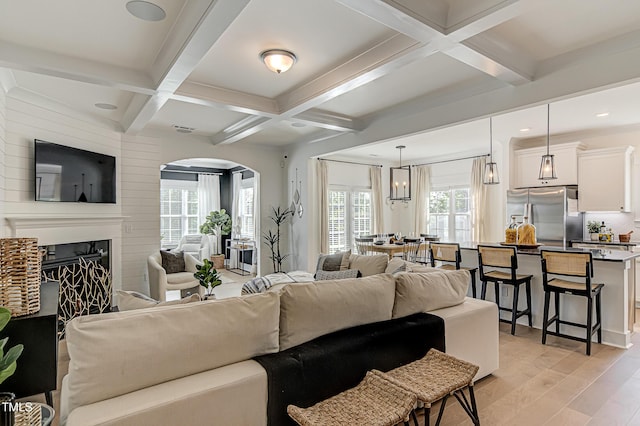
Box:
159, 158, 260, 297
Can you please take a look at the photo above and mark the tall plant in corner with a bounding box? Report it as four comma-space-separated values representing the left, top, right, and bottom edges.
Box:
200, 209, 232, 265
0, 307, 23, 384
263, 206, 292, 273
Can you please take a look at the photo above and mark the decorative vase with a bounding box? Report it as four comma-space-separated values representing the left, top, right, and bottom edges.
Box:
0, 392, 15, 426
210, 254, 225, 270
590, 233, 599, 241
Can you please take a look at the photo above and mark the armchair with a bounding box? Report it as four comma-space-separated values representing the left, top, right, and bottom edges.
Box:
147, 251, 201, 302
176, 234, 210, 261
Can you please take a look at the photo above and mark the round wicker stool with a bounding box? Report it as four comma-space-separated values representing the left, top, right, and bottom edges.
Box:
287, 370, 417, 426
386, 349, 480, 426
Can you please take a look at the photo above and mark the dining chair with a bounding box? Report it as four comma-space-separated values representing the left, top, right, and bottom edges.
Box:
540, 250, 604, 355
429, 242, 478, 298
402, 238, 421, 262
354, 237, 374, 255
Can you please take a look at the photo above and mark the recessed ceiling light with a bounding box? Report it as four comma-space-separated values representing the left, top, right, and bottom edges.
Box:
369, 154, 379, 157
596, 112, 609, 117
94, 103, 118, 110
291, 122, 306, 128
126, 1, 166, 22
519, 127, 531, 132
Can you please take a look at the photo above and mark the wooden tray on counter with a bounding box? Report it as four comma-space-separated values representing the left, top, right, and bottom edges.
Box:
499, 242, 542, 249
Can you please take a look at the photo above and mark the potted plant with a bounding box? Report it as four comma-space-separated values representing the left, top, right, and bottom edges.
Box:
193, 259, 222, 300
200, 209, 232, 269
0, 306, 24, 426
587, 220, 601, 241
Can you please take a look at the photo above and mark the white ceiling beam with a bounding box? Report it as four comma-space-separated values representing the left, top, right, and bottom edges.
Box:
338, 0, 533, 86
173, 81, 279, 116
293, 109, 364, 132
211, 115, 273, 145
0, 41, 155, 94
123, 0, 251, 134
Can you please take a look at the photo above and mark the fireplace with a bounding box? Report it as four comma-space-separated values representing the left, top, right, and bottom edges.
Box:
41, 239, 110, 277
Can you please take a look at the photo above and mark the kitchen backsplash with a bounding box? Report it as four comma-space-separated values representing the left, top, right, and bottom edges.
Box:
583, 212, 637, 242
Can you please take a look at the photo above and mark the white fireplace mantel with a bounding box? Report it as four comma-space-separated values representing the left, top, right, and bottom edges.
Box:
4, 214, 126, 291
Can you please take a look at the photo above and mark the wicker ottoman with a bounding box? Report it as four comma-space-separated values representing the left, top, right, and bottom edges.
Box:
287, 370, 417, 426
386, 349, 480, 426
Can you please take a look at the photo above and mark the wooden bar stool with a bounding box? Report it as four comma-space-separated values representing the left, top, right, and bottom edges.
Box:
429, 243, 478, 298
540, 250, 604, 355
477, 245, 533, 335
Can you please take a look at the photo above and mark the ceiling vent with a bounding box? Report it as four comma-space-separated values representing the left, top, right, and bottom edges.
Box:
173, 125, 195, 134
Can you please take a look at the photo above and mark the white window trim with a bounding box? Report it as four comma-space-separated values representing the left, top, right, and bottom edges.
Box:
430, 185, 471, 241
160, 179, 199, 248
329, 184, 372, 253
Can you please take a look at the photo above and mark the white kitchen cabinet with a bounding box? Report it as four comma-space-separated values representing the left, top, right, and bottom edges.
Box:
578, 146, 634, 212
512, 142, 583, 189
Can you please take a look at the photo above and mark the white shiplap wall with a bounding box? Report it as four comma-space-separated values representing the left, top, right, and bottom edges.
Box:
0, 85, 6, 237
120, 134, 161, 294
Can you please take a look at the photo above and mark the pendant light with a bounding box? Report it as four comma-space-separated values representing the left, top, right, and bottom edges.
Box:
389, 145, 411, 201
483, 117, 500, 185
539, 103, 557, 180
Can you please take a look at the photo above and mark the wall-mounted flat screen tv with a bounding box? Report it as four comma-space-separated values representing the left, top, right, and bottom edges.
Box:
34, 139, 116, 203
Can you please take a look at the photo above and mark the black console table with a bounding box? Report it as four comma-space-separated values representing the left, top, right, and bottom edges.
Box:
0, 282, 59, 405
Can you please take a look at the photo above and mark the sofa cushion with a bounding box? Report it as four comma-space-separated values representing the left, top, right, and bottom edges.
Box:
116, 290, 200, 311
315, 250, 351, 273
348, 254, 388, 277
392, 270, 469, 318
65, 291, 280, 414
160, 250, 185, 273
279, 273, 396, 350
385, 258, 408, 275
166, 271, 197, 285
314, 269, 361, 280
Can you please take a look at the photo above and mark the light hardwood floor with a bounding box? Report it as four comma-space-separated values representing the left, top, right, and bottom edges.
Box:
31, 310, 640, 426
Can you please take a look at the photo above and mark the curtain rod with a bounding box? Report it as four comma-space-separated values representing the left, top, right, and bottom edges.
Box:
162, 169, 222, 176
317, 158, 383, 168
412, 153, 489, 167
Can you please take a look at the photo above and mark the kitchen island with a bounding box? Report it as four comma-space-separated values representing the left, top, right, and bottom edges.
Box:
456, 243, 638, 348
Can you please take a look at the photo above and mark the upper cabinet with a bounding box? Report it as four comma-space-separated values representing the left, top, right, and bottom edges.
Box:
512, 142, 584, 189
578, 146, 634, 212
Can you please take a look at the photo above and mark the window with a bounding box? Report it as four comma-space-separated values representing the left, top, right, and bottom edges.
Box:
238, 178, 254, 238
429, 187, 471, 243
328, 187, 371, 253
160, 180, 199, 248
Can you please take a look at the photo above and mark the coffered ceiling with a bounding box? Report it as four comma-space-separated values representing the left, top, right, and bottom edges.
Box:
1, 0, 640, 159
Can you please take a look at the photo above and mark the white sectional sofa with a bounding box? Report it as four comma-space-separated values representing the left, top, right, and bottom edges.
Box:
60, 269, 498, 426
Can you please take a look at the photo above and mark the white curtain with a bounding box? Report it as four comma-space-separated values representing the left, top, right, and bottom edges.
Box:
252, 173, 260, 274
471, 157, 489, 242
231, 172, 242, 235
197, 174, 220, 253
370, 166, 384, 234
317, 160, 329, 253
413, 165, 431, 235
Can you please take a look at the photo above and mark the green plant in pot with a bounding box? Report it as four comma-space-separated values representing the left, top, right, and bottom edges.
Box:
193, 259, 222, 299
200, 209, 232, 269
0, 306, 24, 426
587, 220, 601, 241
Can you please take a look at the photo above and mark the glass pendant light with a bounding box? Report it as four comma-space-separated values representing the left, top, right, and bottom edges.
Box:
483, 117, 500, 185
539, 104, 557, 180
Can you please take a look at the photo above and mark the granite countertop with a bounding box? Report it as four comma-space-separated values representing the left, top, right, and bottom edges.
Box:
569, 239, 638, 247
455, 242, 640, 262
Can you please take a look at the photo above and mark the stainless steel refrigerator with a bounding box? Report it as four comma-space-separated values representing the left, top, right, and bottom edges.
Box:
506, 186, 583, 246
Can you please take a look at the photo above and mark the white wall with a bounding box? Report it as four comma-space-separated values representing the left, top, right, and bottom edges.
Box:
0, 90, 286, 295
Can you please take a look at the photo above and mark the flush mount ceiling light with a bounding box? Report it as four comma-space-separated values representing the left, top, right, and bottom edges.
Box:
126, 1, 166, 21
94, 103, 117, 110
483, 117, 500, 185
539, 104, 557, 180
260, 49, 297, 74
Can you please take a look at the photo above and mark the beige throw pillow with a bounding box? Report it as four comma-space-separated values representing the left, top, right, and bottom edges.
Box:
348, 254, 388, 277
279, 273, 396, 350
392, 270, 470, 318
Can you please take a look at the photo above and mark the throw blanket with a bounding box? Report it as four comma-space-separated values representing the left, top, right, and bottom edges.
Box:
241, 271, 315, 295
254, 312, 445, 426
